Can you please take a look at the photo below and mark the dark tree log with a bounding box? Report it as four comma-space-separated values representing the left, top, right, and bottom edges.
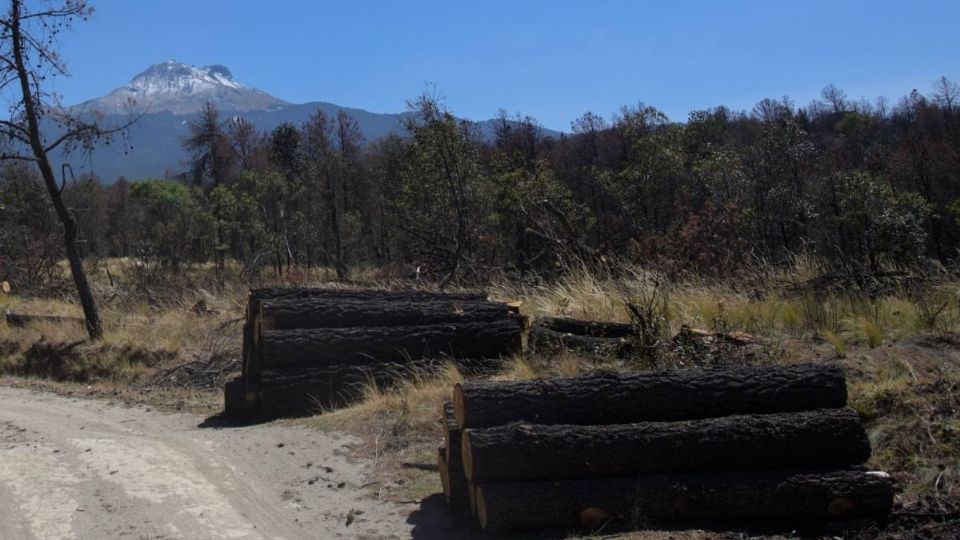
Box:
255, 364, 405, 415
441, 401, 462, 463
528, 325, 632, 356
3, 311, 84, 327
438, 445, 471, 512
255, 360, 499, 417
223, 377, 245, 419
462, 408, 870, 483
256, 368, 340, 416
536, 316, 635, 338
454, 363, 847, 428
241, 321, 254, 377
475, 469, 894, 533
248, 288, 489, 319
261, 319, 522, 368
260, 298, 517, 330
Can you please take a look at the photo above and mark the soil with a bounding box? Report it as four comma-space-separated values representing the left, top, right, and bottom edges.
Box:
0, 385, 439, 539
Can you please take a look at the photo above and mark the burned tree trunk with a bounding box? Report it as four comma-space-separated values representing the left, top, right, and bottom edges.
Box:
475, 469, 894, 533
261, 319, 522, 368
248, 288, 489, 316
261, 298, 517, 330
536, 316, 635, 338
461, 408, 870, 483
528, 325, 632, 356
3, 311, 85, 327
223, 377, 246, 419
256, 367, 345, 415
454, 363, 847, 428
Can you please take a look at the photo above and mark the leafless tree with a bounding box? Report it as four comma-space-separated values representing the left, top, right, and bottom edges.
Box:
932, 76, 959, 118
821, 84, 849, 115
0, 0, 135, 339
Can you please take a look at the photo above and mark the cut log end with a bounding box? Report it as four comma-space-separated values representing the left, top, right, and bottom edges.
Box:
460, 429, 475, 483
476, 486, 488, 527
452, 383, 467, 427
469, 483, 478, 517
441, 401, 460, 462
437, 445, 451, 499
579, 507, 613, 528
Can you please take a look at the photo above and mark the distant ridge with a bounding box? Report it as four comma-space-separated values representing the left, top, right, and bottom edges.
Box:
47, 60, 557, 182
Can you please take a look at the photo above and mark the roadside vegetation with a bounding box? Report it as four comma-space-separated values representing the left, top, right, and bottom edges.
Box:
2, 256, 956, 538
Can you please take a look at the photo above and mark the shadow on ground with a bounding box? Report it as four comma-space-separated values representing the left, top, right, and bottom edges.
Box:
406, 494, 489, 539
407, 494, 583, 539
404, 494, 900, 540
197, 413, 264, 429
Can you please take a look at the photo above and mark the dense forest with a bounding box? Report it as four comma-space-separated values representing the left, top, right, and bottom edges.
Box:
2, 78, 959, 290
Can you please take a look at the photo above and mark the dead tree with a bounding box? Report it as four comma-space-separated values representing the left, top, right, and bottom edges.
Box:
0, 0, 136, 339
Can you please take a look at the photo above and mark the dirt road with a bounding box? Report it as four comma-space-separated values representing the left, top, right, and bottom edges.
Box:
0, 386, 421, 540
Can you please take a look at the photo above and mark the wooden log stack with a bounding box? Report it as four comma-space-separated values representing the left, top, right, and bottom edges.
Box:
225, 288, 523, 419
436, 363, 894, 534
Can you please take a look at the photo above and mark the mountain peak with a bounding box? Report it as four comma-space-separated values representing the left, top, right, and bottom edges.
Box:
130, 60, 241, 90
76, 60, 288, 115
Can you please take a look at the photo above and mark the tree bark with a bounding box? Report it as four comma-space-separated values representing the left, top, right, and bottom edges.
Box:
462, 408, 870, 483
254, 360, 501, 417
453, 363, 847, 428
260, 319, 522, 368
536, 316, 635, 338
256, 367, 340, 416
223, 377, 246, 419
10, 0, 102, 340
260, 298, 517, 330
528, 325, 632, 356
247, 288, 489, 318
475, 469, 894, 533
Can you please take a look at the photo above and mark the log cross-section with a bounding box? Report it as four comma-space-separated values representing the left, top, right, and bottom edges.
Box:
442, 401, 462, 463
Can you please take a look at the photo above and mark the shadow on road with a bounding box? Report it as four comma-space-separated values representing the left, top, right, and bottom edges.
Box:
196, 413, 262, 429
407, 494, 572, 540
407, 494, 490, 539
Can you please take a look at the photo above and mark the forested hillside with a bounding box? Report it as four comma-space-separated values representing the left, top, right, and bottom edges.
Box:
3, 79, 959, 290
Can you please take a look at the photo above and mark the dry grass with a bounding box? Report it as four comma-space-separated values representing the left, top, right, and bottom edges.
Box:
2, 256, 960, 537
316, 261, 960, 538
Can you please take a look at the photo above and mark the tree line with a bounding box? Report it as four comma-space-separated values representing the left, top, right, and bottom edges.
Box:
3, 78, 960, 292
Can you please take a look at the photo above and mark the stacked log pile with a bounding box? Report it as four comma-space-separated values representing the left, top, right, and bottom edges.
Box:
437, 363, 894, 533
226, 288, 523, 419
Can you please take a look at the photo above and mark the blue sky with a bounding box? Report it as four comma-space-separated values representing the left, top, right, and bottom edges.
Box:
48, 0, 960, 130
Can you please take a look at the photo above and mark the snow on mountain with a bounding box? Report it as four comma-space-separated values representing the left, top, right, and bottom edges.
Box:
74, 60, 288, 114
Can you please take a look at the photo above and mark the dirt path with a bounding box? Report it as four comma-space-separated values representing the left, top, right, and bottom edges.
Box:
0, 385, 421, 540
